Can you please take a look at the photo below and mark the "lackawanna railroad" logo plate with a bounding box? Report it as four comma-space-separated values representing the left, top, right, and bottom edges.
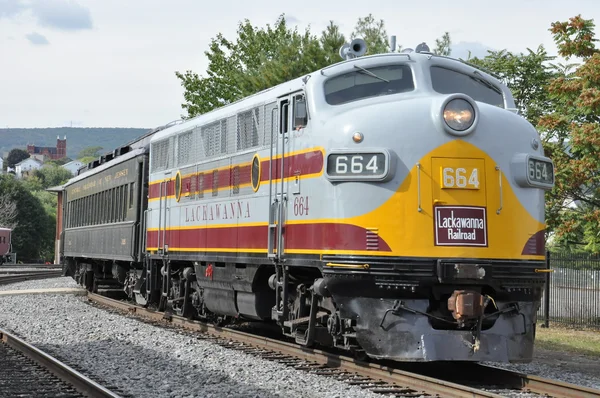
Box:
434, 206, 488, 247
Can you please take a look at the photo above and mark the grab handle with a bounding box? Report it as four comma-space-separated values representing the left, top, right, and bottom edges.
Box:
496, 166, 503, 215
417, 163, 422, 212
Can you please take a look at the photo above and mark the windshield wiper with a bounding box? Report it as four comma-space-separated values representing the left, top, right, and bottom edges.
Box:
354, 65, 389, 82
472, 71, 500, 93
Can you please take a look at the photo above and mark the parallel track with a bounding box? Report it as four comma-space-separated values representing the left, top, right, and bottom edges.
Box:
0, 327, 123, 398
86, 292, 600, 398
0, 270, 64, 285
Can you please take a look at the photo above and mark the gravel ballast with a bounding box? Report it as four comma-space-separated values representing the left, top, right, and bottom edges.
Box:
0, 276, 598, 397
0, 277, 385, 398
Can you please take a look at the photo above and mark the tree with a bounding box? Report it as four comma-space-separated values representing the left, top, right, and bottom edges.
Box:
433, 32, 452, 56
0, 195, 18, 230
29, 166, 73, 190
320, 21, 347, 65
6, 148, 30, 169
175, 14, 450, 119
78, 146, 103, 160
175, 14, 397, 118
467, 46, 558, 129
350, 13, 390, 54
175, 14, 328, 118
0, 174, 53, 261
45, 157, 72, 167
536, 15, 600, 251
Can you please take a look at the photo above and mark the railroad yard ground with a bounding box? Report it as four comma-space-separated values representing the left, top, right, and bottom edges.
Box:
0, 276, 599, 396
524, 326, 600, 380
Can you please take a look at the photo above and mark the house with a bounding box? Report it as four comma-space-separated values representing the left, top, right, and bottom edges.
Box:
62, 160, 84, 176
15, 158, 43, 178
30, 153, 49, 163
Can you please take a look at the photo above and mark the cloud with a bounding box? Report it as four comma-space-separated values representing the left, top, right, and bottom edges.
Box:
0, 0, 92, 30
26, 31, 49, 45
30, 0, 92, 31
0, 0, 25, 18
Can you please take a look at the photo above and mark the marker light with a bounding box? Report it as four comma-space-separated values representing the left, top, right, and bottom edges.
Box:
352, 132, 364, 143
443, 98, 475, 131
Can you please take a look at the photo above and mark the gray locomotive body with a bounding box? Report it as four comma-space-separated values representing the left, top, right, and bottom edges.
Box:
58, 43, 554, 363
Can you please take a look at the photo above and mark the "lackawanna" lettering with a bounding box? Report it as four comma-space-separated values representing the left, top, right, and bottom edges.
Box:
184, 200, 251, 222
437, 211, 485, 230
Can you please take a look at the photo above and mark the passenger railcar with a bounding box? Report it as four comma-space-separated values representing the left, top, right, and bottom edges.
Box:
58, 39, 555, 363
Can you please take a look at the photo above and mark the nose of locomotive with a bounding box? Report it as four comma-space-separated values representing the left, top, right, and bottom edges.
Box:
431, 93, 479, 138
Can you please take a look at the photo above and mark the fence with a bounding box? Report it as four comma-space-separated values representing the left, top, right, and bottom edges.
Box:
537, 251, 600, 330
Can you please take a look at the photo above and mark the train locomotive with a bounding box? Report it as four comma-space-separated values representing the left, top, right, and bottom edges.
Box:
56, 39, 555, 363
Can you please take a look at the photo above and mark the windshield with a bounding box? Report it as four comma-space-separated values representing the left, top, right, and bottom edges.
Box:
324, 64, 414, 105
430, 66, 504, 108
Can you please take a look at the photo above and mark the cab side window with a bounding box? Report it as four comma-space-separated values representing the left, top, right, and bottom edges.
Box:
292, 94, 308, 130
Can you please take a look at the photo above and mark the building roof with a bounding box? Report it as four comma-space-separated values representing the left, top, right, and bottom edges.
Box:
29, 146, 58, 155
15, 157, 43, 166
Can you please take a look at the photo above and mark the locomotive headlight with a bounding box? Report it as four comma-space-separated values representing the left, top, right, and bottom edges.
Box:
443, 98, 475, 131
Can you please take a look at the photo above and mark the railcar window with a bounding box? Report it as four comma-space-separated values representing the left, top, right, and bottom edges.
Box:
129, 183, 135, 209
430, 66, 504, 108
324, 64, 414, 105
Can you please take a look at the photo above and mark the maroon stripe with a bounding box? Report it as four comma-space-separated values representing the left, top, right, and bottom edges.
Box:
148, 150, 323, 200
521, 230, 546, 255
146, 223, 391, 252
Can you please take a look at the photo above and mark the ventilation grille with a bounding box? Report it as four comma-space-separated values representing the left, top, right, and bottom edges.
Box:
366, 228, 379, 250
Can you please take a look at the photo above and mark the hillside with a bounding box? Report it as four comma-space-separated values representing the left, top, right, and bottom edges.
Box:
0, 127, 151, 160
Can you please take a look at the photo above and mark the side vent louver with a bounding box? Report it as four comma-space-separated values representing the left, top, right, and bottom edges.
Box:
366, 228, 379, 250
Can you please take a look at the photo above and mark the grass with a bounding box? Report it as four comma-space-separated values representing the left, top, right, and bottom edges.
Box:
536, 325, 600, 357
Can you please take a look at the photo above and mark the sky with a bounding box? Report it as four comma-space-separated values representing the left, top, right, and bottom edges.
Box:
0, 0, 598, 129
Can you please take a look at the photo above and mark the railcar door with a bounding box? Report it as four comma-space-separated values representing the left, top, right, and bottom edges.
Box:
268, 95, 291, 259
268, 91, 308, 322
157, 178, 169, 254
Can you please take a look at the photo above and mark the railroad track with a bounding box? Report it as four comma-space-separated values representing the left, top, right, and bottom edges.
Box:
0, 263, 63, 269
85, 292, 600, 398
0, 270, 64, 285
0, 327, 124, 398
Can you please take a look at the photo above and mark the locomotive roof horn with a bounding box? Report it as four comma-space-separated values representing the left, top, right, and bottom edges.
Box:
339, 38, 367, 60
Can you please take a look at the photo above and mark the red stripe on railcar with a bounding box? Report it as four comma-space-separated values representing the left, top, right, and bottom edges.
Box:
148, 149, 323, 200
146, 222, 390, 252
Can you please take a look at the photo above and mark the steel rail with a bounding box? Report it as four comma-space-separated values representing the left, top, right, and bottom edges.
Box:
0, 270, 64, 285
87, 292, 504, 398
0, 327, 123, 398
475, 364, 600, 398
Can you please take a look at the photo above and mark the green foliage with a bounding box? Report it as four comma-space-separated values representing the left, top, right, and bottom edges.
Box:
175, 13, 402, 118
175, 14, 327, 117
78, 146, 103, 160
45, 157, 72, 167
465, 15, 600, 253
29, 166, 73, 190
0, 174, 54, 262
350, 13, 389, 55
6, 148, 30, 169
433, 32, 452, 56
467, 46, 558, 129
79, 156, 96, 165
537, 15, 600, 252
